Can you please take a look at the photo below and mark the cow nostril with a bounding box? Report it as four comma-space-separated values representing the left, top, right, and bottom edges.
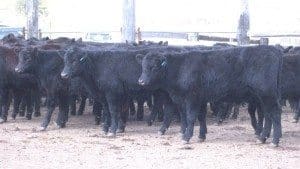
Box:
15, 67, 20, 72
61, 73, 68, 78
138, 79, 145, 85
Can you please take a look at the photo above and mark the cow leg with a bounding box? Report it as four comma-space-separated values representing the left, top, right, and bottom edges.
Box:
216, 102, 225, 125
129, 98, 136, 116
259, 98, 282, 146
136, 99, 144, 121
146, 94, 153, 112
198, 102, 207, 142
248, 103, 258, 135
40, 95, 56, 130
118, 101, 129, 133
12, 94, 22, 120
19, 97, 26, 117
0, 90, 10, 123
69, 95, 76, 116
182, 98, 198, 143
101, 99, 111, 134
270, 102, 282, 146
157, 102, 164, 122
231, 104, 240, 120
179, 105, 187, 135
77, 95, 86, 115
292, 100, 300, 123
33, 91, 41, 117
158, 95, 174, 135
56, 93, 69, 128
147, 94, 158, 126
93, 101, 102, 125
25, 92, 33, 120
255, 105, 264, 136
106, 94, 121, 137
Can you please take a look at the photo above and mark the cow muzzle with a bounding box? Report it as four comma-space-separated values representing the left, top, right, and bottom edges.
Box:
61, 72, 69, 79
138, 78, 146, 86
14, 67, 22, 73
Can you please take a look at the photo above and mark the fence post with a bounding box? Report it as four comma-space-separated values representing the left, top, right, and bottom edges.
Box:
22, 27, 26, 38
26, 0, 39, 39
121, 0, 136, 43
38, 29, 42, 39
237, 0, 250, 46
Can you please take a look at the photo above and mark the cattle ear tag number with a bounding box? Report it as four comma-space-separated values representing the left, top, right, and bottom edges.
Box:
161, 61, 167, 67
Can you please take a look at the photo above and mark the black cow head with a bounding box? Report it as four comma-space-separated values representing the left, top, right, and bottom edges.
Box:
61, 46, 88, 79
15, 47, 38, 74
136, 52, 167, 86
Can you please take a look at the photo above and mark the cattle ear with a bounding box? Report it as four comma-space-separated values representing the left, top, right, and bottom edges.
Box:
136, 54, 144, 65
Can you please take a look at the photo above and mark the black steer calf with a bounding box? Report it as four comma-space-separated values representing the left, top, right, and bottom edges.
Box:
137, 46, 283, 146
0, 47, 39, 123
15, 47, 69, 130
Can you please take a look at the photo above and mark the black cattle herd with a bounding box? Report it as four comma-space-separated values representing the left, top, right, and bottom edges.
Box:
0, 34, 299, 147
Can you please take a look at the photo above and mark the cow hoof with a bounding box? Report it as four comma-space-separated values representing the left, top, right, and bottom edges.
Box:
100, 129, 108, 135
257, 137, 267, 144
147, 120, 153, 126
117, 128, 125, 133
34, 112, 41, 117
107, 132, 116, 138
26, 115, 32, 120
54, 122, 66, 129
181, 140, 190, 145
38, 126, 46, 131
270, 142, 279, 148
198, 138, 206, 143
158, 130, 165, 135
11, 115, 16, 120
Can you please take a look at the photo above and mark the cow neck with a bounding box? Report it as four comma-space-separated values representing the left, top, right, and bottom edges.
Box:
163, 54, 184, 89
82, 50, 97, 79
79, 52, 101, 100
36, 51, 60, 78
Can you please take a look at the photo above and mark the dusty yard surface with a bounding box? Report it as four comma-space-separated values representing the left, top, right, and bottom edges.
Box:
0, 105, 299, 169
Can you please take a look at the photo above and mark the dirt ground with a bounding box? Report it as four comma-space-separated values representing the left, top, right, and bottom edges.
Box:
0, 105, 299, 169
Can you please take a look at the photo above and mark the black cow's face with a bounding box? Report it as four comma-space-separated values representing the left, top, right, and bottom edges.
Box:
61, 47, 85, 79
136, 52, 167, 86
15, 47, 38, 74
